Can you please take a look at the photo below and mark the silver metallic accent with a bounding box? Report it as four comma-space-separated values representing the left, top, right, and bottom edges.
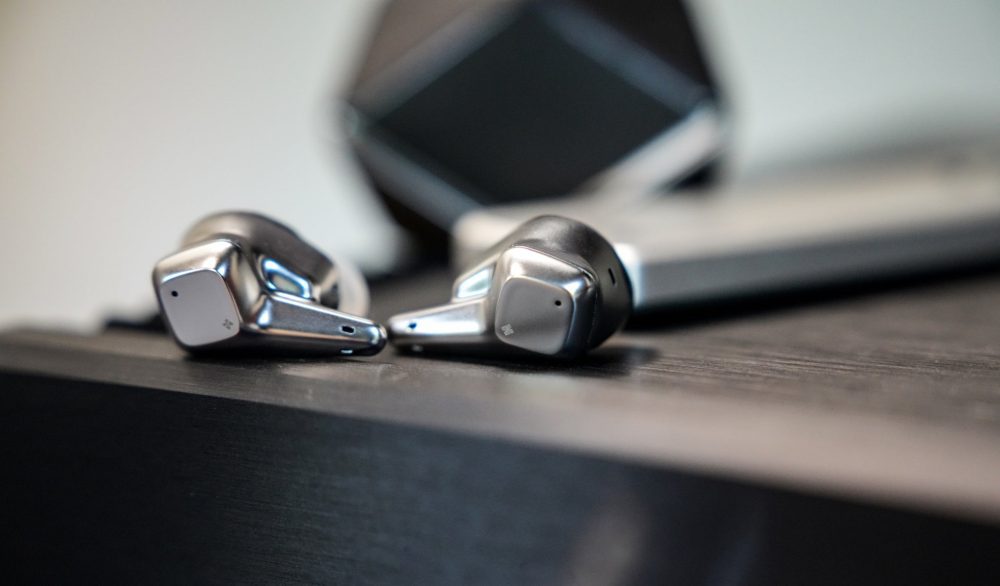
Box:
153, 214, 386, 355
387, 246, 596, 356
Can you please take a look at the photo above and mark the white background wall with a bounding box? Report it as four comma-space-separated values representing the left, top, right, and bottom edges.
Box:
0, 0, 399, 330
2, 0, 999, 330
695, 0, 1000, 181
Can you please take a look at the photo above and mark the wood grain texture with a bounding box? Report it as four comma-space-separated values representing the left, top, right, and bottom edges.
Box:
3, 270, 1000, 583
3, 270, 1000, 520
4, 372, 1000, 585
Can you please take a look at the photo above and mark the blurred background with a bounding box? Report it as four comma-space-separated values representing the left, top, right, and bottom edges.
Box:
0, 0, 399, 329
3, 0, 1000, 329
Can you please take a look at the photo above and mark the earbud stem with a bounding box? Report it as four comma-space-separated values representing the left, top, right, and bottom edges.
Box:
251, 293, 387, 355
386, 297, 494, 350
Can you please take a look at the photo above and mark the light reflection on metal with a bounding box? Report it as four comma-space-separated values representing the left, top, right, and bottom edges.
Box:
387, 216, 632, 358
153, 212, 387, 355
260, 257, 313, 299
454, 267, 493, 299
256, 297, 274, 329
399, 298, 489, 338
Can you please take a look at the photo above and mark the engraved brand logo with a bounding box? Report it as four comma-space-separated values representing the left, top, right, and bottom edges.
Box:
501, 323, 514, 336
222, 318, 234, 330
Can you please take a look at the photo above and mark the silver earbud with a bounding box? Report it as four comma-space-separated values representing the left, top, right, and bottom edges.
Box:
387, 216, 632, 358
153, 211, 386, 355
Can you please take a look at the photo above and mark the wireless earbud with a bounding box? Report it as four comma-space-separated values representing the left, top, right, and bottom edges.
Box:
387, 215, 632, 358
153, 211, 386, 355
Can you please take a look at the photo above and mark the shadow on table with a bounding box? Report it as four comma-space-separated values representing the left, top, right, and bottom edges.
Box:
389, 343, 661, 377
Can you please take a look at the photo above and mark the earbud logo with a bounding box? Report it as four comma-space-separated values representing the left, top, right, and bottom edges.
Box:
501, 323, 515, 336
222, 318, 234, 330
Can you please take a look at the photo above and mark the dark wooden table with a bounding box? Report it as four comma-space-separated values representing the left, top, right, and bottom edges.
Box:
4, 269, 1000, 584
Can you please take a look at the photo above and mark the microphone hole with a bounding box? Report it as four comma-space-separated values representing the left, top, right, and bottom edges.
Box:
608, 268, 617, 286
554, 300, 562, 307
340, 325, 355, 334
170, 290, 179, 297
408, 322, 417, 330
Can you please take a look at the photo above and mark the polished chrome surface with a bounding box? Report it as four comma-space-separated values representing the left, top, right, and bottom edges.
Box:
248, 292, 387, 355
387, 298, 492, 349
387, 245, 596, 356
181, 211, 370, 316
260, 257, 314, 300
153, 213, 386, 355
